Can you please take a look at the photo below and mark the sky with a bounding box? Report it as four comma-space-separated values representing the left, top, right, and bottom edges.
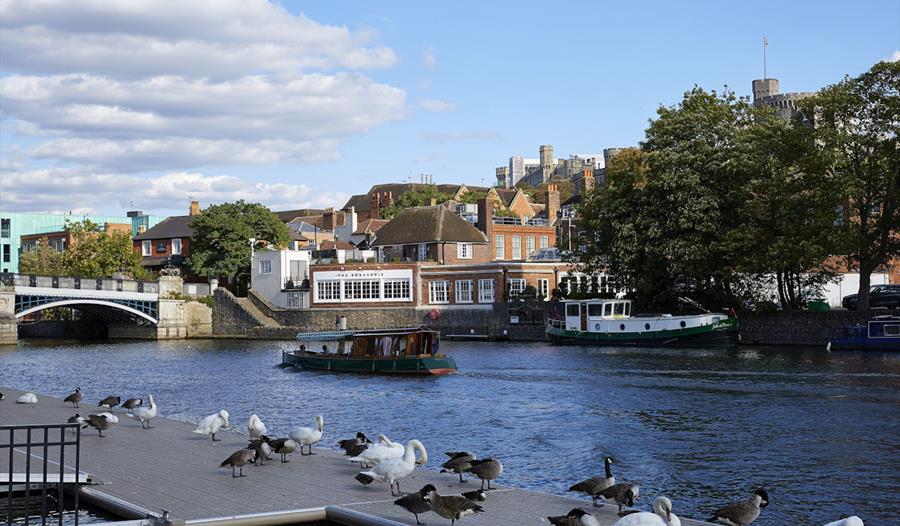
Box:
1, 0, 898, 217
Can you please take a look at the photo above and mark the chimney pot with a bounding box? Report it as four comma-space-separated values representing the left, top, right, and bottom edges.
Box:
189, 200, 201, 216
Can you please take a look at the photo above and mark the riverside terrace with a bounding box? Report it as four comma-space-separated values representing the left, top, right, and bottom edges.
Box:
0, 387, 713, 526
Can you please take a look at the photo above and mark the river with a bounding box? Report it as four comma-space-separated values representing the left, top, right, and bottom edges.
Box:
2, 339, 898, 525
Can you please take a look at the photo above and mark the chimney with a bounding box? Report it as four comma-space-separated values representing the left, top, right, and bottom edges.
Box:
430, 198, 437, 206
138, 224, 147, 234
386, 191, 394, 207
323, 208, 337, 231
189, 200, 201, 216
348, 206, 357, 234
545, 184, 560, 222
476, 198, 492, 240
370, 193, 381, 219
582, 168, 595, 194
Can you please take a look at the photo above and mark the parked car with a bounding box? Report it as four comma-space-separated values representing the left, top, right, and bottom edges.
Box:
842, 284, 900, 310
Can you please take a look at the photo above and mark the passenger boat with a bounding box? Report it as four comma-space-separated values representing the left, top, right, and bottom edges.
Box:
282, 327, 457, 375
827, 315, 900, 351
546, 299, 738, 347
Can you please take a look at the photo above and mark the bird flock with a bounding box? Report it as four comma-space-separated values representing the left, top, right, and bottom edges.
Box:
3, 388, 866, 526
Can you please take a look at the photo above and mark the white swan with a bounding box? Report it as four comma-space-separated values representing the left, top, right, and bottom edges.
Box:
194, 409, 229, 441
614, 496, 681, 526
247, 414, 267, 438
288, 415, 324, 455
824, 517, 864, 526
349, 434, 404, 468
96, 412, 119, 425
130, 394, 157, 429
16, 393, 38, 404
354, 439, 427, 496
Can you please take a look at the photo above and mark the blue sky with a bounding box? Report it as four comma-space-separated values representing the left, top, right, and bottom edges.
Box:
1, 0, 897, 215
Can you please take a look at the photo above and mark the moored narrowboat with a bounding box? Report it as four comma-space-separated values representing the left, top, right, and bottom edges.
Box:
546, 299, 738, 347
827, 315, 900, 352
282, 327, 457, 375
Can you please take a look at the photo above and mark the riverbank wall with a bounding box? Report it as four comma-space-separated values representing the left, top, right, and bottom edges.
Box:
738, 309, 877, 346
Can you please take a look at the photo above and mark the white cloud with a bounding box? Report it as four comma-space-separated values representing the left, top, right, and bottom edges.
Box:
423, 46, 438, 70
417, 99, 456, 113
0, 168, 348, 215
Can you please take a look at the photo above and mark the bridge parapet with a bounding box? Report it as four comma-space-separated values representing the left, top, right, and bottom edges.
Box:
7, 273, 159, 294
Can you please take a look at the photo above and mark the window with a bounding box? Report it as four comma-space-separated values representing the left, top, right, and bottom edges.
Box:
287, 292, 302, 309
494, 235, 505, 259
0, 218, 9, 238
885, 325, 900, 336
429, 280, 449, 304
508, 278, 526, 297
383, 279, 412, 300
455, 280, 473, 303
172, 238, 182, 255
1, 244, 8, 263
259, 260, 272, 274
418, 243, 428, 261
540, 235, 549, 249
603, 303, 613, 316
478, 279, 494, 303
538, 278, 549, 299
142, 240, 151, 256
457, 242, 472, 259
588, 304, 602, 317
317, 280, 340, 301
346, 280, 379, 300
614, 302, 625, 316
566, 303, 580, 317
511, 236, 522, 259
526, 236, 535, 258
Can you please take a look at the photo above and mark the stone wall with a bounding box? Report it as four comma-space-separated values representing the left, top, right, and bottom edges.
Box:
184, 301, 212, 337
213, 288, 263, 336
0, 287, 15, 345
738, 309, 878, 346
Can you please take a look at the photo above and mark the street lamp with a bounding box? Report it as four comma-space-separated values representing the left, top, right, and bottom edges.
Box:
248, 238, 256, 293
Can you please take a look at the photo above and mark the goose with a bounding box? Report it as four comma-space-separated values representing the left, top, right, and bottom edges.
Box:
248, 436, 273, 465
349, 434, 404, 468
130, 394, 157, 429
461, 489, 486, 502
268, 437, 298, 462
63, 387, 82, 407
98, 396, 121, 410
96, 412, 119, 425
708, 488, 769, 526
289, 415, 324, 455
219, 448, 255, 477
613, 497, 680, 526
339, 432, 372, 454
0, 392, 5, 400
420, 485, 484, 525
569, 456, 616, 505
394, 484, 433, 525
194, 410, 230, 441
441, 451, 476, 483
16, 392, 38, 404
67, 414, 85, 430
354, 439, 427, 496
823, 517, 864, 526
122, 398, 142, 412
247, 414, 267, 439
547, 509, 602, 526
83, 414, 110, 436
596, 482, 639, 513
464, 458, 503, 490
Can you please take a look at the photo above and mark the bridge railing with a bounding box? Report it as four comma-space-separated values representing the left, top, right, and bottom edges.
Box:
4, 273, 159, 294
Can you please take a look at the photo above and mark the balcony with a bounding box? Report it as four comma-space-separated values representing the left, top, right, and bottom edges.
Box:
492, 216, 550, 226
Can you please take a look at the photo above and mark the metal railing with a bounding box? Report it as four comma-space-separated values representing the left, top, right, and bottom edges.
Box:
491, 216, 550, 226
5, 273, 159, 294
2, 423, 81, 526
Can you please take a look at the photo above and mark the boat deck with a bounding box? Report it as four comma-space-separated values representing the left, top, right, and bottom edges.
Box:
0, 387, 711, 525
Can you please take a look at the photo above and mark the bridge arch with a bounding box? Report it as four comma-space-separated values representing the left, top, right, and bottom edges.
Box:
16, 299, 159, 325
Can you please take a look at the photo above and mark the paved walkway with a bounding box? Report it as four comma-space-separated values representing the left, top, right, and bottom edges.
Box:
0, 387, 709, 525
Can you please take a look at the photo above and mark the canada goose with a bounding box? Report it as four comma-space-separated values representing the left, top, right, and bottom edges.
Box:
96, 412, 119, 425
84, 414, 110, 436
355, 439, 427, 496
194, 410, 230, 441
268, 438, 298, 462
823, 516, 864, 526
339, 432, 372, 454
0, 392, 5, 400
64, 387, 82, 408
569, 456, 616, 505
441, 451, 476, 483
17, 392, 38, 404
130, 395, 157, 429
596, 483, 639, 513
248, 436, 273, 465
463, 458, 503, 490
247, 414, 267, 439
288, 415, 324, 455
420, 485, 484, 525
461, 489, 486, 502
349, 434, 403, 467
219, 448, 255, 477
708, 488, 769, 526
394, 485, 433, 525
613, 496, 680, 525
97, 396, 120, 409
547, 508, 602, 526
122, 398, 142, 412
67, 414, 85, 430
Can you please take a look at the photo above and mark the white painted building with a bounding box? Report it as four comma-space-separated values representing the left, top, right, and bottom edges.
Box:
250, 248, 312, 308
822, 273, 888, 307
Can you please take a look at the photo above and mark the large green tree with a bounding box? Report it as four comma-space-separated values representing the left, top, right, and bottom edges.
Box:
803, 60, 900, 310
188, 201, 290, 286
18, 237, 66, 275
63, 220, 149, 280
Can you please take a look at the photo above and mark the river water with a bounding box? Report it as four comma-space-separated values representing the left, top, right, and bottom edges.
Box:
1, 339, 898, 525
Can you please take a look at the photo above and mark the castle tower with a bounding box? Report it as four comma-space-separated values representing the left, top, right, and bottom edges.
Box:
540, 145, 554, 183
752, 78, 779, 102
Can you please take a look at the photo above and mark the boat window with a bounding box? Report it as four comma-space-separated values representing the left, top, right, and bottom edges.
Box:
603, 303, 612, 316
566, 303, 580, 317
885, 325, 900, 336
588, 304, 602, 317
680, 321, 686, 328
614, 302, 625, 316
619, 323, 625, 331
644, 323, 650, 330
625, 303, 631, 316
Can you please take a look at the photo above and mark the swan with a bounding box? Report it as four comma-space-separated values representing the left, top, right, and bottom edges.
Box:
17, 393, 38, 404
130, 394, 157, 429
247, 414, 267, 438
96, 412, 119, 425
823, 517, 864, 526
63, 387, 82, 408
614, 497, 681, 526
195, 410, 230, 441
355, 439, 427, 496
288, 415, 324, 455
349, 434, 404, 468
708, 488, 769, 526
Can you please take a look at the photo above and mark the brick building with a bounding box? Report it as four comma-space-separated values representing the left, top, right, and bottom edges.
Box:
372, 206, 489, 265
133, 202, 200, 279
21, 222, 132, 253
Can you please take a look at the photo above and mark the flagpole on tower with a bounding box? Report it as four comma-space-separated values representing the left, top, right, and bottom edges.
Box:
763, 36, 768, 79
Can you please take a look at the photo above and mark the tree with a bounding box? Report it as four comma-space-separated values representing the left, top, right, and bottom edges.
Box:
803, 60, 900, 310
380, 186, 453, 218
188, 201, 290, 287
18, 237, 66, 275
63, 220, 149, 280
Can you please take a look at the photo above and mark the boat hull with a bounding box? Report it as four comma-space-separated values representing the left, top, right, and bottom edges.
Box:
828, 338, 900, 352
546, 318, 739, 347
282, 351, 457, 375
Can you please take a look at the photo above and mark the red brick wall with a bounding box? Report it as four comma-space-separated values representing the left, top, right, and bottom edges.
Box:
490, 225, 556, 261
133, 237, 191, 258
